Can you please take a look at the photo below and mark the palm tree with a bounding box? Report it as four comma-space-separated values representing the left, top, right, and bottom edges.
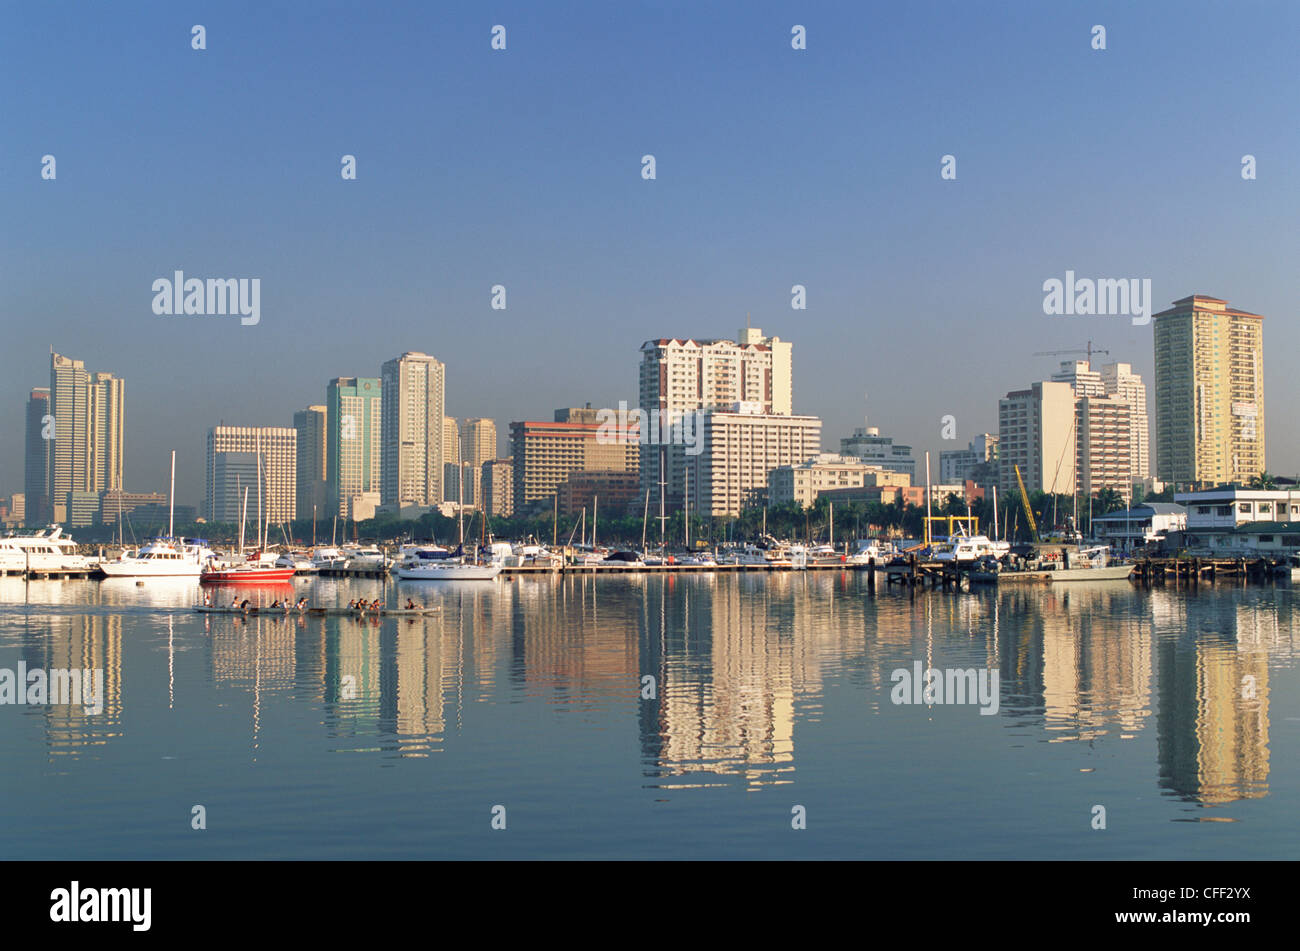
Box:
1249, 471, 1277, 490
1094, 488, 1125, 515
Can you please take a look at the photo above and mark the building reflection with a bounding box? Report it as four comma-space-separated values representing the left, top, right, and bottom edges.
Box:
20, 611, 124, 757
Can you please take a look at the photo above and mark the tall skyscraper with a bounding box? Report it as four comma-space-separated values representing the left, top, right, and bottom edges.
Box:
48, 352, 89, 522
638, 326, 793, 509
87, 371, 125, 493
326, 378, 382, 517
1100, 362, 1150, 482
24, 388, 51, 526
460, 418, 497, 507
443, 415, 461, 502
380, 352, 445, 507
1153, 295, 1265, 486
998, 381, 1077, 494
205, 426, 297, 524
294, 405, 328, 522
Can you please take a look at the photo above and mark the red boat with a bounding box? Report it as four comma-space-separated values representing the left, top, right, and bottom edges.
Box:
200, 550, 296, 584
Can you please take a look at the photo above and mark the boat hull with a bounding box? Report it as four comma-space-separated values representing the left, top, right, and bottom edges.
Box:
394, 563, 502, 580
200, 567, 297, 584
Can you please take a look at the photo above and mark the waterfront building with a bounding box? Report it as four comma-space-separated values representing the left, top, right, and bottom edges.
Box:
687, 404, 821, 518
839, 425, 917, 479
510, 410, 639, 515
768, 453, 895, 508
24, 388, 50, 526
481, 458, 514, 518
1175, 485, 1300, 531
638, 326, 793, 510
380, 352, 446, 507
326, 377, 381, 518
205, 426, 297, 524
1091, 503, 1186, 550
1153, 295, 1265, 486
939, 434, 998, 485
997, 381, 1076, 494
3, 494, 23, 529
87, 371, 125, 494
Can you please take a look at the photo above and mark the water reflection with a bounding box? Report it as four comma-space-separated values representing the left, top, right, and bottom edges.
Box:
2, 573, 1295, 812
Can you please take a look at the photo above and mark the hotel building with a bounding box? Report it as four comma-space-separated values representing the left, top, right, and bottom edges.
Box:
509, 408, 639, 515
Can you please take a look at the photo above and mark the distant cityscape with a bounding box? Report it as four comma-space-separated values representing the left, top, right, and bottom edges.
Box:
0, 293, 1272, 541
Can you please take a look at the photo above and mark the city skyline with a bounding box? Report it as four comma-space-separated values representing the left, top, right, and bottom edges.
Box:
5, 3, 1298, 507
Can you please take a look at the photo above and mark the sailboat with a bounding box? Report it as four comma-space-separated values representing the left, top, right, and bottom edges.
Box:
394, 478, 502, 580
201, 443, 296, 583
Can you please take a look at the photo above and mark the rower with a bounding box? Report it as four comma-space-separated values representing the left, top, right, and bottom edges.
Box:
405, 598, 416, 610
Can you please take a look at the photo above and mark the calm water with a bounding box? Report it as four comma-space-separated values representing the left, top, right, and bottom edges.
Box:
1, 572, 1296, 859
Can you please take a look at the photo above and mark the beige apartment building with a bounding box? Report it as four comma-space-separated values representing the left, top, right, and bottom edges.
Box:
481, 458, 514, 518
1076, 396, 1133, 495
509, 409, 639, 514
998, 381, 1077, 494
1153, 295, 1265, 486
460, 418, 497, 507
639, 326, 793, 509
380, 352, 446, 506
688, 404, 821, 517
768, 453, 906, 508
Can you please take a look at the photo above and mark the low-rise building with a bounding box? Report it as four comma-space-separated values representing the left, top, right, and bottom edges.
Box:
1091, 503, 1187, 550
768, 453, 894, 508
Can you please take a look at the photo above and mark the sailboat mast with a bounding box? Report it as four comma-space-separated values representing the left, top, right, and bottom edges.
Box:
992, 486, 999, 541
239, 486, 248, 553
168, 449, 176, 539
924, 452, 932, 547
642, 488, 650, 554
593, 495, 598, 550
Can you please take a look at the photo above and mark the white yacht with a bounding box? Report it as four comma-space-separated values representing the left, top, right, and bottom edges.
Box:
344, 546, 387, 570
0, 526, 93, 573
394, 545, 504, 580
98, 537, 213, 577
933, 534, 998, 564
275, 550, 318, 573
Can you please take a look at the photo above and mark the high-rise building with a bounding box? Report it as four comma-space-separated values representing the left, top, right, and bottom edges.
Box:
1076, 396, 1133, 496
461, 418, 497, 507
1100, 362, 1150, 482
688, 404, 822, 518
380, 352, 445, 507
638, 326, 793, 510
1050, 360, 1106, 397
24, 388, 51, 526
1153, 295, 1264, 486
48, 352, 89, 523
45, 354, 125, 523
87, 371, 125, 494
294, 405, 328, 522
442, 415, 461, 503
481, 458, 514, 518
326, 377, 382, 518
997, 381, 1077, 494
205, 426, 297, 524
840, 426, 917, 479
510, 409, 639, 515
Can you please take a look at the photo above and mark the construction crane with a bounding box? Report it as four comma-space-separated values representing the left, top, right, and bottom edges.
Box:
1014, 465, 1038, 543
1032, 340, 1110, 362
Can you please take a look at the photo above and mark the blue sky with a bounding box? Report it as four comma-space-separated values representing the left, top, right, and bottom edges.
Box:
3, 0, 1298, 504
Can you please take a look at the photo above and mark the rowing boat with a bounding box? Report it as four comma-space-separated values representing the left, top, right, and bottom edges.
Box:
195, 606, 441, 617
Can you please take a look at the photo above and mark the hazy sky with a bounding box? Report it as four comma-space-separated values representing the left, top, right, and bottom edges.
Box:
3, 0, 1297, 506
